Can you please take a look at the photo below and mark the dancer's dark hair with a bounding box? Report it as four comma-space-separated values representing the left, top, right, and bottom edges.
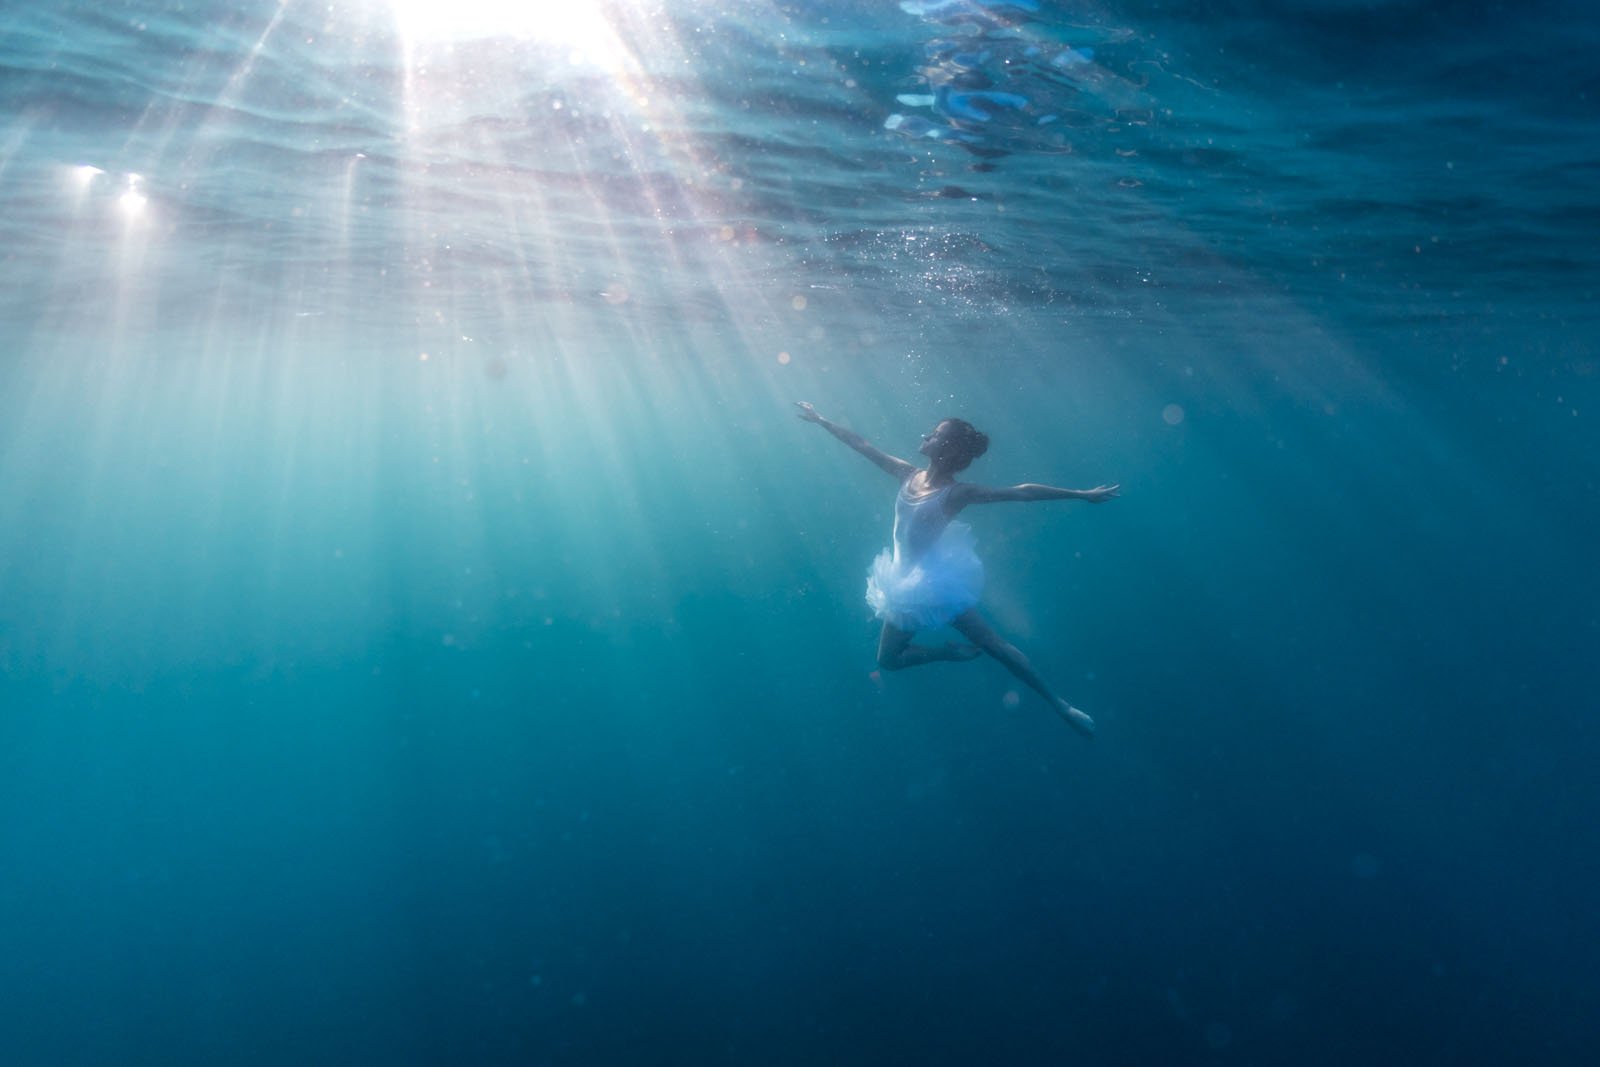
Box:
941, 418, 989, 472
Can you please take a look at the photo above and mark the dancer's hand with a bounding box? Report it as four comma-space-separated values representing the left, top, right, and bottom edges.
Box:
1077, 484, 1120, 503
794, 401, 823, 423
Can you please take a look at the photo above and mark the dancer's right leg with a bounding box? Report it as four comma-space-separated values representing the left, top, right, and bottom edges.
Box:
876, 622, 982, 671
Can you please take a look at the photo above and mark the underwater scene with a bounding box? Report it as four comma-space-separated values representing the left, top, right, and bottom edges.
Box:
1, 0, 1597, 1062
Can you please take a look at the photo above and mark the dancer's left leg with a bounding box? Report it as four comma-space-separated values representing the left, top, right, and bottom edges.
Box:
951, 610, 1095, 737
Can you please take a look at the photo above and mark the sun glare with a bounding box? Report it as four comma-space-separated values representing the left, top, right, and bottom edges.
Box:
387, 0, 626, 68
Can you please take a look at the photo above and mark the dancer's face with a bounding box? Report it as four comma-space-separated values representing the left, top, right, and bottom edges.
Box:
919, 421, 955, 458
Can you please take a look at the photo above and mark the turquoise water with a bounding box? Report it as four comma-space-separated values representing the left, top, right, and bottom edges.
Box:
2, 1, 1597, 1062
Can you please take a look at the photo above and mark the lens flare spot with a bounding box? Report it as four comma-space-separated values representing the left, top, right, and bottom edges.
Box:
118, 189, 148, 217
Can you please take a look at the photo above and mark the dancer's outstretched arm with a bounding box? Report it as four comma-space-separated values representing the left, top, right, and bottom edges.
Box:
952, 482, 1119, 509
795, 402, 916, 480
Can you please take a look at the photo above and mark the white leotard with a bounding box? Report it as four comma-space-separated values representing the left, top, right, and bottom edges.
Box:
890, 482, 955, 562
866, 480, 984, 631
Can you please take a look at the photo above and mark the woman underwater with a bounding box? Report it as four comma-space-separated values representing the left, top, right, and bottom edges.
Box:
796, 402, 1117, 736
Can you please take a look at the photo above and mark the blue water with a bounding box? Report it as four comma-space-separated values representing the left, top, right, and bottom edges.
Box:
2, 1, 1597, 1062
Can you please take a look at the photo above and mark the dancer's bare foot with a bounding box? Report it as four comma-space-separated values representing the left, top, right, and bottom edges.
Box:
1057, 699, 1096, 738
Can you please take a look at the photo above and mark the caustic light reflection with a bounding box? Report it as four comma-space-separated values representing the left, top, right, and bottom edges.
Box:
386, 0, 629, 67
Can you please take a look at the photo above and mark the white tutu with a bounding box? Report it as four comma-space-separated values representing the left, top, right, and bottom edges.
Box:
865, 520, 984, 631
